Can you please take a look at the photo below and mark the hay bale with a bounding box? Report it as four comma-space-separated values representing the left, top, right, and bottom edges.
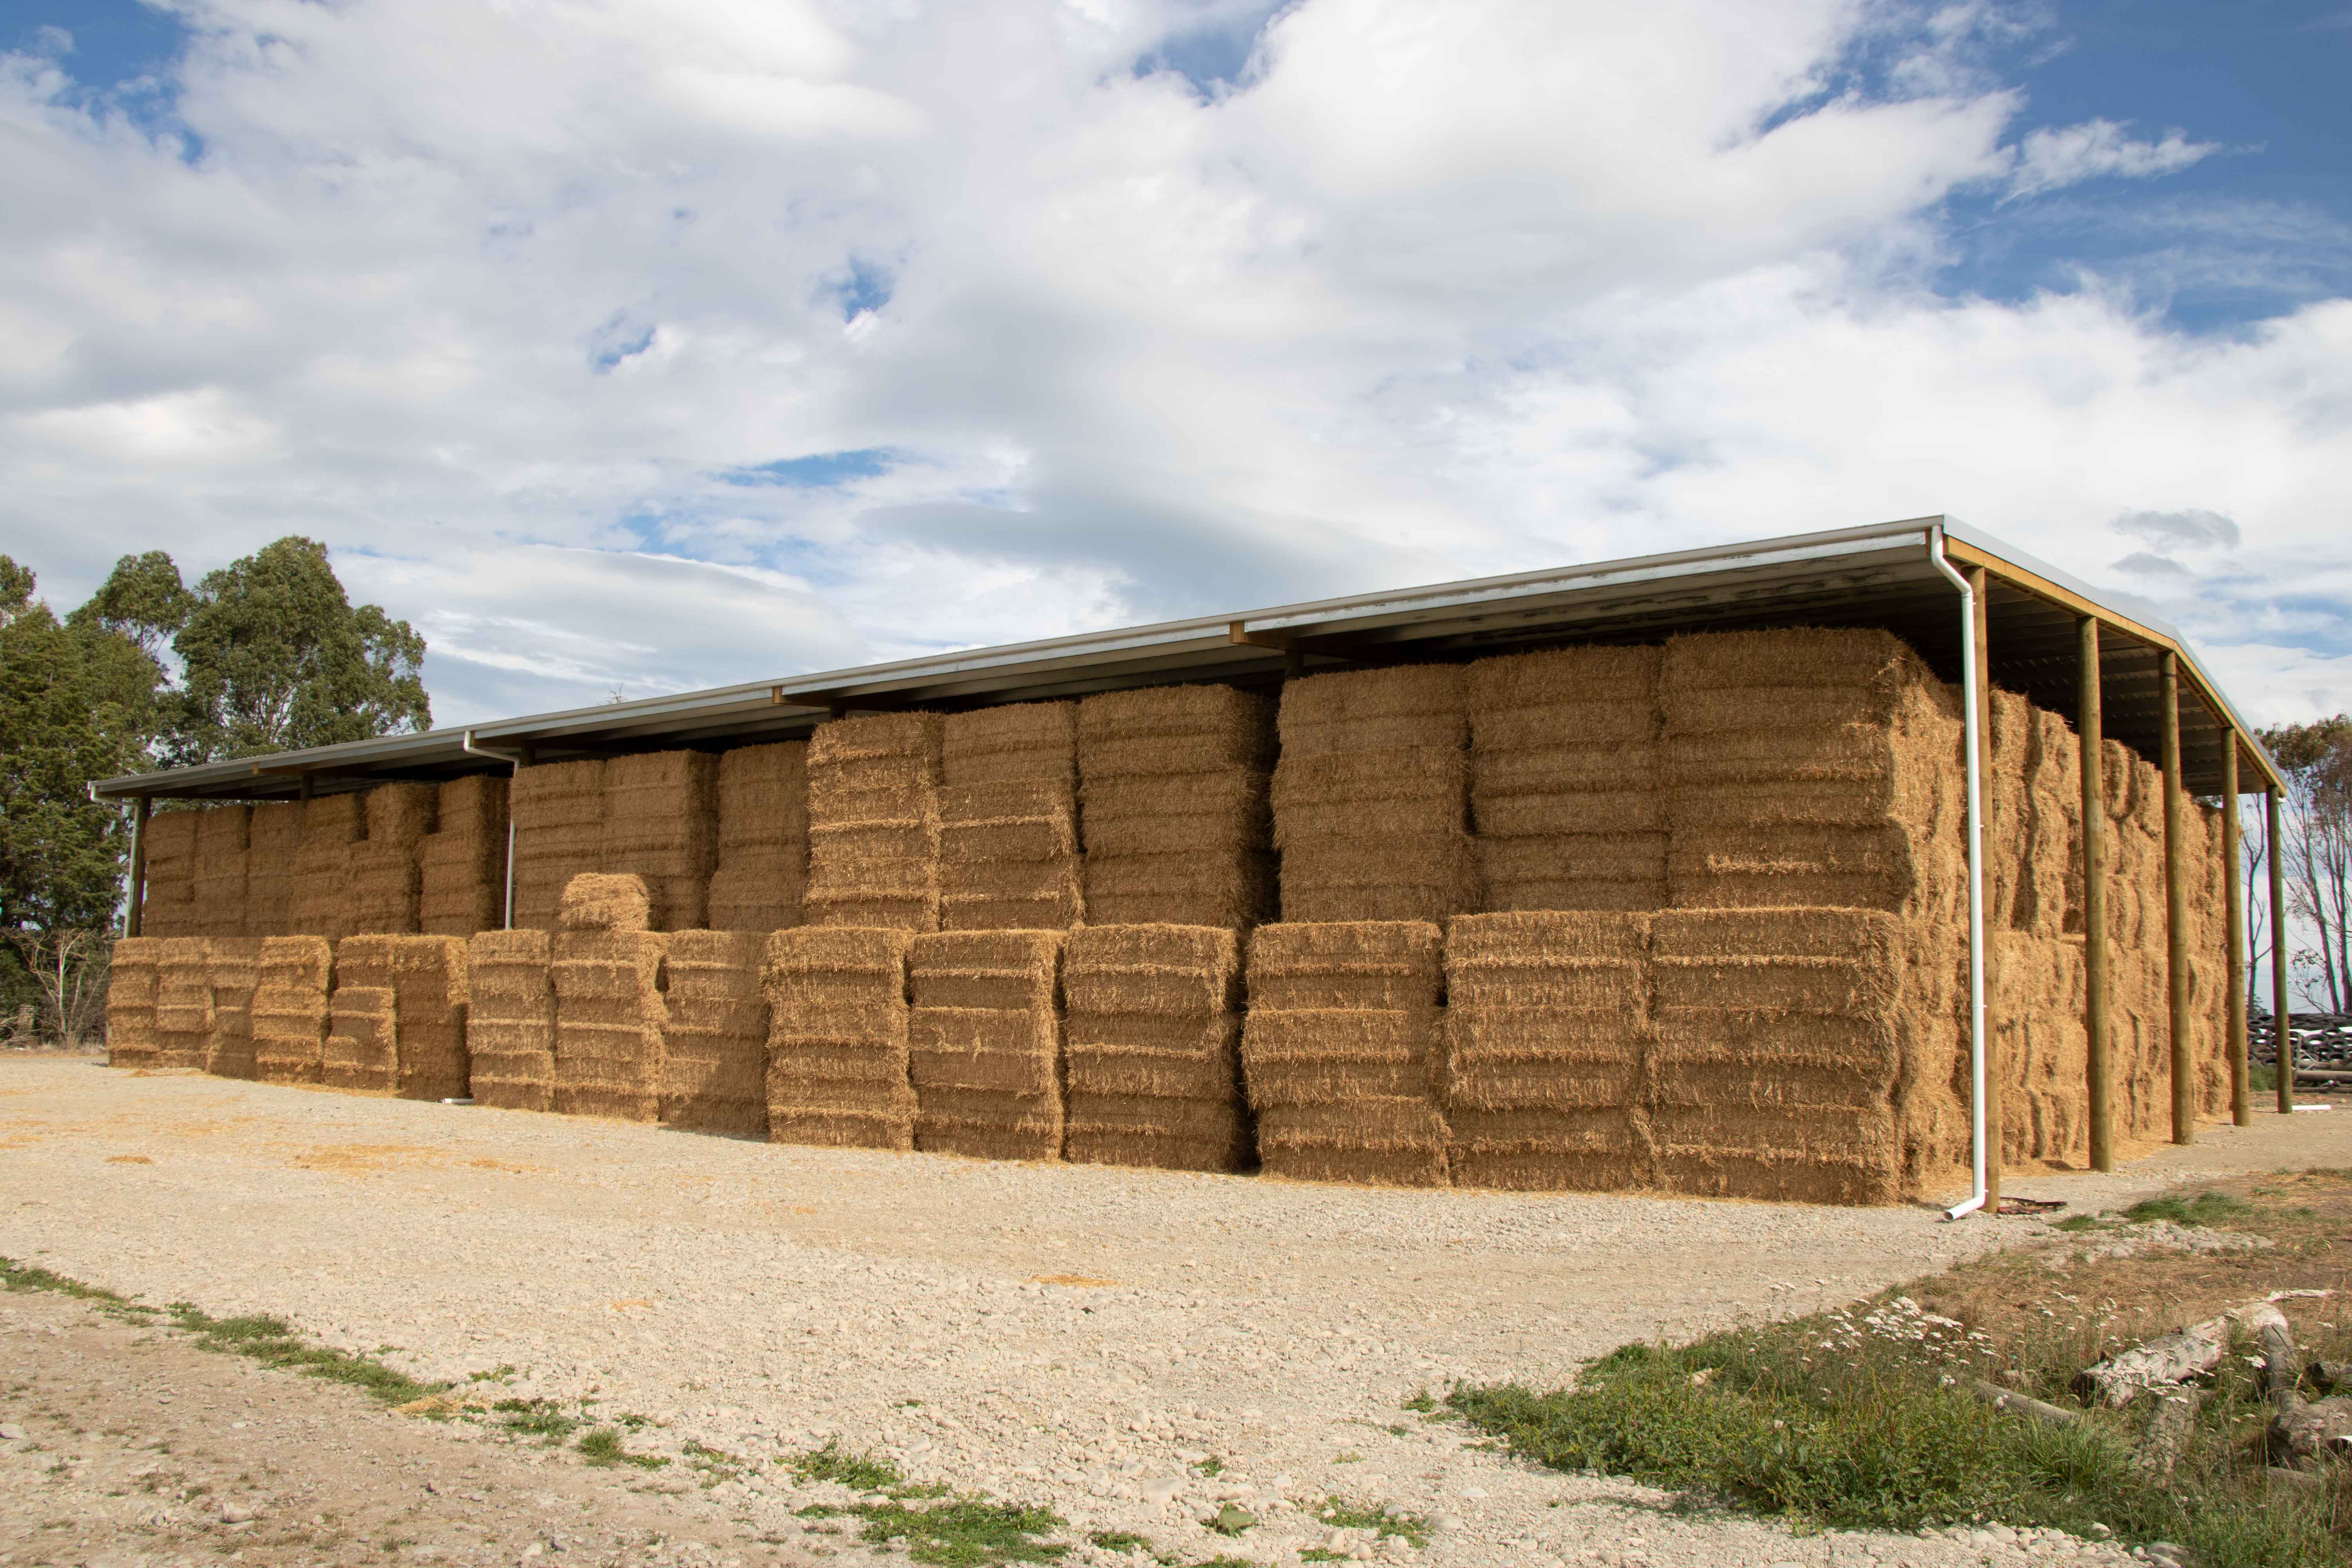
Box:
1242, 920, 1447, 1186
323, 935, 403, 1093
1063, 924, 1250, 1172
201, 937, 266, 1080
661, 929, 769, 1136
105, 936, 163, 1068
708, 741, 808, 932
190, 805, 250, 939
763, 926, 916, 1149
603, 750, 717, 931
1443, 911, 1650, 1192
140, 809, 200, 938
1275, 668, 1476, 925
152, 937, 212, 1068
245, 802, 303, 938
419, 774, 510, 938
909, 929, 1065, 1161
1078, 685, 1276, 929
510, 759, 607, 931
804, 713, 944, 932
465, 928, 555, 1111
378, 936, 470, 1102
551, 927, 667, 1122
252, 935, 333, 1085
289, 793, 366, 938
943, 701, 1076, 787
347, 843, 423, 935
940, 778, 1083, 931
561, 872, 652, 933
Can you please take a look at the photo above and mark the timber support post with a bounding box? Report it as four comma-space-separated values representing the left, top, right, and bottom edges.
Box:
2270, 784, 2292, 1114
2162, 650, 2193, 1144
124, 795, 151, 938
2225, 742, 2249, 1126
2080, 617, 2111, 1171
1970, 565, 2000, 1205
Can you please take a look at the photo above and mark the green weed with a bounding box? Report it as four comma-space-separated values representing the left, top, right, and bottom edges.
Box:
1087, 1531, 1149, 1551
1189, 1455, 1224, 1477
490, 1398, 581, 1441
789, 1439, 906, 1493
2120, 1190, 2250, 1228
162, 1304, 444, 1406
1314, 1499, 1429, 1547
574, 1427, 666, 1469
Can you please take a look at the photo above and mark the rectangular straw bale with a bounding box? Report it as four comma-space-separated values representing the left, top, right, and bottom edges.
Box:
510, 759, 607, 931
202, 937, 265, 1080
909, 930, 1065, 1159
139, 810, 200, 938
153, 937, 212, 1068
287, 793, 367, 938
803, 713, 943, 933
603, 750, 717, 931
938, 778, 1083, 930
1082, 849, 1274, 929
190, 805, 250, 938
1075, 684, 1275, 777
1063, 1096, 1251, 1172
244, 802, 302, 937
708, 741, 808, 930
706, 847, 806, 933
661, 929, 769, 1136
105, 936, 163, 1067
365, 935, 470, 1102
1242, 921, 1445, 1185
764, 926, 916, 1149
435, 773, 509, 839
418, 774, 509, 937
551, 929, 667, 1121
1063, 924, 1249, 1170
1076, 684, 1274, 930
252, 935, 333, 1085
465, 928, 554, 1110
1475, 835, 1667, 913
324, 983, 397, 1094
1278, 664, 1466, 755
365, 782, 438, 847
2022, 708, 2083, 937
942, 701, 1076, 788
346, 841, 422, 935
560, 871, 652, 932
1077, 773, 1271, 856
1445, 1106, 1649, 1192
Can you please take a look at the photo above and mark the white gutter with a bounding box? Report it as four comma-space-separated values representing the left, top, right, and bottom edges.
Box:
460, 731, 523, 931
1929, 528, 1991, 1221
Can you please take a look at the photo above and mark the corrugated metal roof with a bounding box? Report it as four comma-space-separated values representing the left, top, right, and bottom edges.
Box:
91, 515, 2280, 801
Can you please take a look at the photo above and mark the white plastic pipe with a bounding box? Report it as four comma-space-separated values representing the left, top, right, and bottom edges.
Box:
1929, 528, 1990, 1221
459, 730, 523, 931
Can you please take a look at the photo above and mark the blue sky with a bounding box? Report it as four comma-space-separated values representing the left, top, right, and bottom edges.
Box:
0, 0, 2347, 737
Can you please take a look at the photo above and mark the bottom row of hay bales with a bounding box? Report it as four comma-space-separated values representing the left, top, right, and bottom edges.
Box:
108, 892, 2055, 1202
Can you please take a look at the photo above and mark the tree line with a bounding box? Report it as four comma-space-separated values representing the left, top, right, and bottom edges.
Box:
0, 537, 429, 1039
2257, 718, 2352, 1016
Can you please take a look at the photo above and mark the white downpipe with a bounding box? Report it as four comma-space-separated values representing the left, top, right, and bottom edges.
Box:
1929, 528, 1990, 1221
459, 730, 522, 931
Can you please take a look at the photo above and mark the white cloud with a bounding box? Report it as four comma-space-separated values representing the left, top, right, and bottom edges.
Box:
0, 0, 2345, 733
2009, 119, 2221, 199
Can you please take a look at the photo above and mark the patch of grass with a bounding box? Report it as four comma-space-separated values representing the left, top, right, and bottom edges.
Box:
789, 1438, 906, 1493
160, 1303, 445, 1406
574, 1427, 666, 1469
1087, 1531, 1149, 1550
2253, 1062, 2279, 1093
802, 1495, 1067, 1566
1401, 1388, 1437, 1415
468, 1364, 518, 1383
2051, 1214, 2110, 1234
2120, 1189, 2251, 1228
1189, 1455, 1224, 1477
0, 1257, 151, 1311
489, 1397, 581, 1442
1314, 1499, 1429, 1547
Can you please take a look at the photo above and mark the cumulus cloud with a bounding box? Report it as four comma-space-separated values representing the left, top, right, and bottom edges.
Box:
0, 0, 2344, 730
2009, 119, 2221, 199
2113, 508, 2242, 551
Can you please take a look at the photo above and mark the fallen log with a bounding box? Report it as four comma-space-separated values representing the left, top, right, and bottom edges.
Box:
1965, 1379, 2078, 1426
2075, 1319, 2227, 1408
2272, 1396, 2352, 1465
2132, 1390, 2200, 1481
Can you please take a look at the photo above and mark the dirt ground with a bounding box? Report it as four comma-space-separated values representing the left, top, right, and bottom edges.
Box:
7, 1056, 2352, 1568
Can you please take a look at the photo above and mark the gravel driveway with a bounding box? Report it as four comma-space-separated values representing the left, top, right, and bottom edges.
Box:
6, 1057, 2346, 1568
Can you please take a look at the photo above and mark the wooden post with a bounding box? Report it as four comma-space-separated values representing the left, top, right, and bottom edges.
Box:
2224, 742, 2249, 1126
2080, 618, 2112, 1171
124, 795, 151, 938
298, 772, 315, 802
1970, 565, 2000, 1206
2270, 784, 2292, 1114
2161, 651, 2193, 1144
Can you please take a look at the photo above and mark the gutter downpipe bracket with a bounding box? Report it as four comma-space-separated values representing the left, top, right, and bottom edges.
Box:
461, 730, 527, 931
1930, 527, 1991, 1221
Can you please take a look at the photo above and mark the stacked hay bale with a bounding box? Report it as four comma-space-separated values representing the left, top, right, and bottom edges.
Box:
706, 741, 808, 931
252, 936, 333, 1085
465, 929, 557, 1111
763, 927, 917, 1149
139, 809, 200, 938
104, 937, 162, 1068
290, 794, 366, 939
324, 939, 399, 1093
1649, 908, 1926, 1204
1466, 647, 1666, 911
661, 930, 769, 1136
384, 936, 470, 1101
1062, 925, 1249, 1172
804, 714, 944, 931
1241, 921, 1448, 1186
1993, 699, 2092, 1168
201, 938, 266, 1080
152, 937, 212, 1069
550, 873, 667, 1121
1076, 684, 1275, 928
909, 930, 1067, 1160
2103, 742, 2171, 1142
244, 802, 303, 938
510, 760, 606, 931
938, 704, 1082, 930
1443, 911, 1651, 1191
1274, 666, 1477, 923
603, 750, 717, 931
191, 806, 251, 939
1654, 628, 1971, 1200
419, 774, 510, 937
349, 783, 435, 935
